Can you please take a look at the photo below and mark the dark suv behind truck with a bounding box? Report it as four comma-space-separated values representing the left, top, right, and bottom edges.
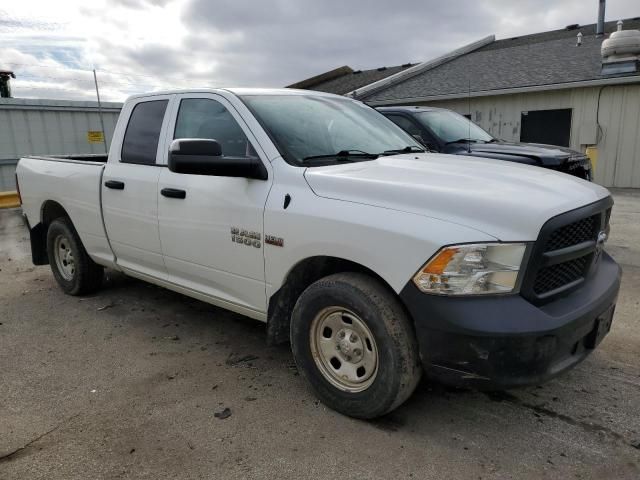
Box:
378, 106, 593, 181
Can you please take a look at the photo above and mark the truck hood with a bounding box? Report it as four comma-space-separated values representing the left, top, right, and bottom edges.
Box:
303, 153, 610, 240
445, 141, 585, 167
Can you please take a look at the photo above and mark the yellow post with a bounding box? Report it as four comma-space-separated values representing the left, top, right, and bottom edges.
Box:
0, 191, 20, 209
585, 146, 598, 173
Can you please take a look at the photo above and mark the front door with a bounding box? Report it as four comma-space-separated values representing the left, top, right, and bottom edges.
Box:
157, 94, 272, 316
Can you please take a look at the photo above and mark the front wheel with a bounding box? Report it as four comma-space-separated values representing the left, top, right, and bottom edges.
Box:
46, 218, 103, 295
290, 273, 422, 419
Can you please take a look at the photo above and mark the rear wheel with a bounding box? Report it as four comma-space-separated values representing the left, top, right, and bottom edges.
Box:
46, 218, 103, 295
290, 272, 421, 419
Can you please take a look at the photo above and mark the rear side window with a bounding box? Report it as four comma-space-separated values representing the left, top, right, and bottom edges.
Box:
121, 100, 168, 165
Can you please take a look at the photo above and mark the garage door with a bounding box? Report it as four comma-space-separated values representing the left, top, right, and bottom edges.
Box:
520, 109, 572, 147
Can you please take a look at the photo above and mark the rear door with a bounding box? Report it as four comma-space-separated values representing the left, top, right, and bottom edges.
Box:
102, 95, 172, 278
157, 93, 272, 317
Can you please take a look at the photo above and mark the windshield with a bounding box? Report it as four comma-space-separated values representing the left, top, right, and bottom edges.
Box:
415, 110, 493, 143
241, 95, 422, 165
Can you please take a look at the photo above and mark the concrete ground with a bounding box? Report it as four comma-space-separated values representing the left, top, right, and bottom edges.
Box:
1, 191, 639, 480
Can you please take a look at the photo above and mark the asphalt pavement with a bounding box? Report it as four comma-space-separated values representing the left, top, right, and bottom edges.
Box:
1, 190, 639, 479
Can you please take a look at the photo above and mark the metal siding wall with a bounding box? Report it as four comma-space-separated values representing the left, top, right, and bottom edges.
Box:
610, 86, 640, 188
0, 102, 121, 190
597, 87, 622, 186
0, 161, 15, 191
419, 84, 640, 188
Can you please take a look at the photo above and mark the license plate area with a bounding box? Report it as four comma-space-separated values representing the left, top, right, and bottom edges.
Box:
585, 304, 615, 349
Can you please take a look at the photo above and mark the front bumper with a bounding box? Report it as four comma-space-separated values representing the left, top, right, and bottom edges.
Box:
399, 252, 621, 389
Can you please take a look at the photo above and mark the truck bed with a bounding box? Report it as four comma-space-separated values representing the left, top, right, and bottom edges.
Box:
25, 154, 108, 164
17, 155, 113, 267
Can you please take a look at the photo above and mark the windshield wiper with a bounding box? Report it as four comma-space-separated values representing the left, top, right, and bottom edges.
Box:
444, 138, 483, 146
380, 146, 425, 155
302, 150, 379, 163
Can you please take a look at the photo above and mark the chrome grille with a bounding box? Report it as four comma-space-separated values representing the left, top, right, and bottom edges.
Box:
564, 154, 592, 180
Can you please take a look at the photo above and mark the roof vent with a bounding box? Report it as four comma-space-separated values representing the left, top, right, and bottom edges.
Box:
601, 24, 640, 75
0, 70, 16, 98
565, 24, 580, 31
597, 0, 606, 36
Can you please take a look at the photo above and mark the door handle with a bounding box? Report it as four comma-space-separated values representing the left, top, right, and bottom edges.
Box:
161, 188, 186, 199
104, 180, 125, 190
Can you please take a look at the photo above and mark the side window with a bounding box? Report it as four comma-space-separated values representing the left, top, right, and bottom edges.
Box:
385, 114, 422, 137
121, 100, 168, 165
174, 98, 257, 158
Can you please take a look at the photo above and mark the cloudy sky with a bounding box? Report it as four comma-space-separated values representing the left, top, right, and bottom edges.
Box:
1, 0, 638, 101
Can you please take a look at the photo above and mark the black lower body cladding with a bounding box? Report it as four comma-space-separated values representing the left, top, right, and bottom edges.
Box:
399, 252, 621, 389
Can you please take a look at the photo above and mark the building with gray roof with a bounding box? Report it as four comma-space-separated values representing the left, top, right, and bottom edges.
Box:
287, 63, 416, 95
291, 17, 640, 188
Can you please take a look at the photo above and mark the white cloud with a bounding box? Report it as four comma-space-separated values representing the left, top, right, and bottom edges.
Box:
1, 0, 199, 101
0, 0, 638, 101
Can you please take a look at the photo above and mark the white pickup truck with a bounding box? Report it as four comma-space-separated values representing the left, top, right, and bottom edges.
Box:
16, 88, 621, 419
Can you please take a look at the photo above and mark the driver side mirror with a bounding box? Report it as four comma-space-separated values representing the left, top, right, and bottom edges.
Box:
168, 138, 267, 180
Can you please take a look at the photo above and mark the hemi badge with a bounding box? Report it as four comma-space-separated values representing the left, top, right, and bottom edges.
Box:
265, 235, 284, 247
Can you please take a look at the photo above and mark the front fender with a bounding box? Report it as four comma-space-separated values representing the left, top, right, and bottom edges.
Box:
264, 187, 497, 298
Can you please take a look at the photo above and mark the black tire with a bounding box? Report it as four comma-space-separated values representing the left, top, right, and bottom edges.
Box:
290, 272, 422, 419
46, 218, 103, 295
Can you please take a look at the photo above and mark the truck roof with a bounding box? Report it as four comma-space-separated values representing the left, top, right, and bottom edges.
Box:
125, 87, 341, 102
376, 105, 444, 113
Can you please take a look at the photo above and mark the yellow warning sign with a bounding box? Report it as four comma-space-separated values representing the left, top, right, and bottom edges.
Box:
87, 131, 104, 143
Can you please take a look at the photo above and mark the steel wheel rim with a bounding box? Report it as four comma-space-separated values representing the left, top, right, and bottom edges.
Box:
53, 234, 75, 281
309, 306, 378, 393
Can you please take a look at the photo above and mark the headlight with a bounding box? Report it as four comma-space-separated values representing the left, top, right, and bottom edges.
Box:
412, 243, 527, 295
